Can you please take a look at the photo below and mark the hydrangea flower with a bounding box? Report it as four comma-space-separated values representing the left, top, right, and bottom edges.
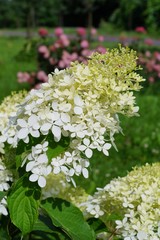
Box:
0, 91, 27, 216
0, 157, 13, 216
2, 47, 144, 188
84, 162, 160, 240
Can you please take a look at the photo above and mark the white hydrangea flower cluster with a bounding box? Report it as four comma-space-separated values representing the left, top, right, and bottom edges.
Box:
2, 47, 144, 188
0, 91, 27, 216
0, 91, 27, 152
0, 157, 13, 215
84, 163, 160, 240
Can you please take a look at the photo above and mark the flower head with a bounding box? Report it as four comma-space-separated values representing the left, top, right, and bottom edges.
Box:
38, 28, 48, 37
2, 46, 144, 188
84, 162, 160, 240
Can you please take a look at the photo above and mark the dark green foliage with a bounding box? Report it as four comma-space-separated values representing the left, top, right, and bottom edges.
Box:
41, 198, 95, 240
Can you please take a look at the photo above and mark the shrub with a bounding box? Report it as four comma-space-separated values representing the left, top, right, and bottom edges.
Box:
0, 47, 145, 239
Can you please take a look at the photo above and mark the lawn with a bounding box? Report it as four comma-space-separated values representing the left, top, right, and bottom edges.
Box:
0, 36, 159, 194
0, 37, 36, 102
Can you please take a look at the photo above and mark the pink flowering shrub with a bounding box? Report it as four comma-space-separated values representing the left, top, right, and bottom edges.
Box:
17, 27, 106, 88
138, 50, 160, 85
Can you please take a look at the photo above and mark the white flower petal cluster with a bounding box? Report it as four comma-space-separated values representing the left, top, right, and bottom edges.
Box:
0, 157, 13, 216
0, 91, 27, 150
2, 47, 144, 187
84, 163, 160, 240
0, 197, 8, 216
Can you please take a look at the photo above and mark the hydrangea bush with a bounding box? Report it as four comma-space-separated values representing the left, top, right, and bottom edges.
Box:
0, 46, 149, 239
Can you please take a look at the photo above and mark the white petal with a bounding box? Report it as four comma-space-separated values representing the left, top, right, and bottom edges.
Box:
0, 205, 8, 216
54, 119, 63, 126
82, 168, 89, 178
52, 101, 58, 111
63, 103, 71, 112
61, 166, 68, 174
74, 95, 83, 106
69, 168, 75, 176
40, 123, 52, 132
61, 113, 70, 123
83, 138, 90, 146
103, 143, 112, 150
52, 125, 61, 137
74, 106, 83, 115
77, 131, 85, 138
17, 128, 28, 139
78, 145, 86, 151
30, 130, 40, 138
23, 136, 29, 143
75, 165, 82, 173
43, 141, 49, 148
26, 161, 35, 172
38, 176, 46, 188
137, 231, 147, 240
37, 154, 48, 164
46, 165, 52, 174
53, 167, 60, 174
52, 112, 60, 121
85, 148, 93, 158
17, 119, 27, 127
32, 123, 40, 130
28, 115, 37, 125
29, 174, 38, 182
103, 149, 109, 156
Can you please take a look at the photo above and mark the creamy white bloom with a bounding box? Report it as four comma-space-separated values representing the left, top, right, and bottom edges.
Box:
2, 47, 144, 187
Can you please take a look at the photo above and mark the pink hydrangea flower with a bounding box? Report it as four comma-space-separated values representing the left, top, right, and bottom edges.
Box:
38, 28, 48, 37
81, 49, 92, 57
96, 46, 106, 54
145, 51, 151, 58
76, 27, 86, 36
98, 35, 105, 42
148, 76, 154, 83
37, 71, 48, 82
80, 40, 89, 48
90, 28, 97, 36
49, 57, 56, 65
34, 83, 42, 89
144, 38, 153, 46
58, 60, 66, 69
38, 45, 50, 58
154, 52, 160, 61
54, 27, 63, 37
70, 52, 78, 61
60, 34, 70, 47
135, 26, 146, 33
17, 72, 30, 83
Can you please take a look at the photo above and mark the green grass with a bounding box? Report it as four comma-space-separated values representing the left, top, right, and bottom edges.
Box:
0, 37, 36, 102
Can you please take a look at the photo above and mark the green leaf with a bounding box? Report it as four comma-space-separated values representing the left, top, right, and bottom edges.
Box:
46, 134, 70, 162
0, 191, 6, 201
7, 174, 41, 235
87, 218, 108, 234
0, 228, 10, 240
33, 215, 56, 233
41, 198, 95, 240
32, 215, 70, 240
4, 144, 16, 170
